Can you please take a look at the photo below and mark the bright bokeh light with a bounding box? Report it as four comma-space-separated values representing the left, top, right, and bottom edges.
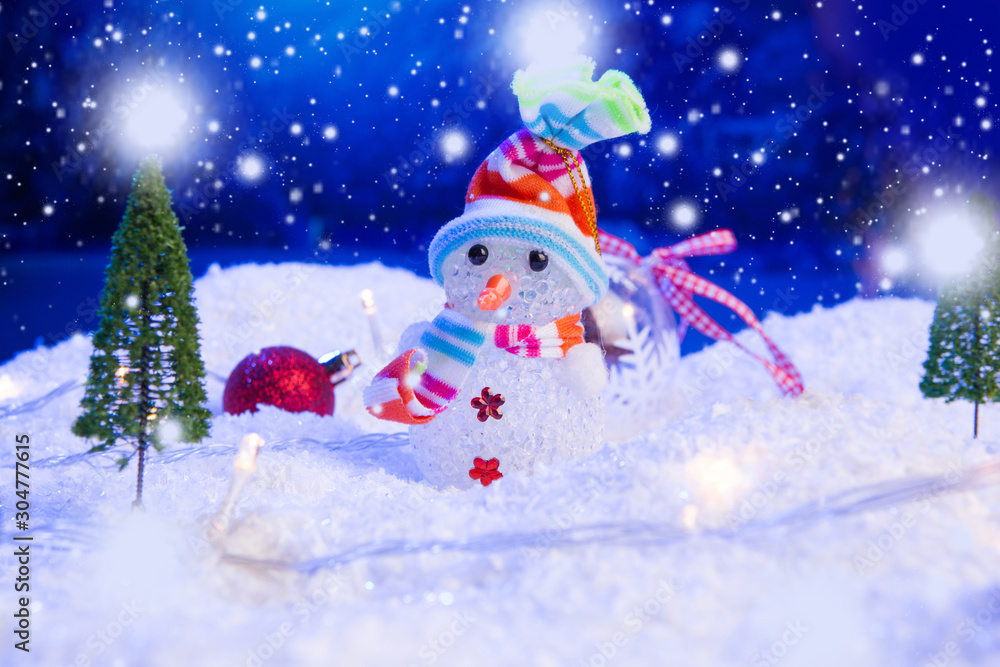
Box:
440, 130, 469, 161
0, 374, 20, 401
238, 153, 266, 183
123, 87, 189, 150
669, 199, 699, 230
520, 12, 585, 68
717, 47, 742, 72
881, 246, 909, 276
686, 452, 745, 508
915, 212, 985, 277
656, 133, 680, 157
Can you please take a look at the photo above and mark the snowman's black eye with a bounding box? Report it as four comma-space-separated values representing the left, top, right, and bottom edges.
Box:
529, 250, 549, 272
468, 244, 489, 266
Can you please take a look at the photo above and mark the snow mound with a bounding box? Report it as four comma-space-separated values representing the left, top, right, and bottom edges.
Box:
1, 262, 999, 667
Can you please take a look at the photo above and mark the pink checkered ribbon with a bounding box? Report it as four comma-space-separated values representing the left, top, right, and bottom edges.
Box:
598, 229, 804, 397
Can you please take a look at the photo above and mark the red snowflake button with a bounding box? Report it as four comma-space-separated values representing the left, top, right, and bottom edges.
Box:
469, 457, 503, 486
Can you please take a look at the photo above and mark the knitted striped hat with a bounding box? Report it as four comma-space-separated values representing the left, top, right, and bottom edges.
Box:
428, 58, 651, 307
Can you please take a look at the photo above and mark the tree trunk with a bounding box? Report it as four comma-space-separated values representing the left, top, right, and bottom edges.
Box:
133, 436, 146, 509
973, 297, 983, 440
134, 281, 152, 509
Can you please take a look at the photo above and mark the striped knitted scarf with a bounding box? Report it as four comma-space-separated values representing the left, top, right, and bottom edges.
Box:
364, 309, 584, 425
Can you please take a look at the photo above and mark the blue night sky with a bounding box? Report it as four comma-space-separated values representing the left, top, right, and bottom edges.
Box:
0, 0, 996, 360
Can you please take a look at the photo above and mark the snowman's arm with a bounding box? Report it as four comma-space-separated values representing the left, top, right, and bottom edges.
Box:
365, 308, 488, 423
554, 342, 609, 399
362, 348, 437, 425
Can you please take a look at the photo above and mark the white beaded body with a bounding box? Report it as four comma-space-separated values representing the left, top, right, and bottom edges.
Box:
409, 345, 604, 489
409, 239, 608, 489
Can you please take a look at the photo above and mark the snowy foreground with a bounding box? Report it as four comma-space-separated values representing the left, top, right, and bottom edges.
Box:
2, 262, 1000, 667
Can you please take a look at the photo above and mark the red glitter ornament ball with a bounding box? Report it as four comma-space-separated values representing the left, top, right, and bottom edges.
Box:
223, 346, 360, 417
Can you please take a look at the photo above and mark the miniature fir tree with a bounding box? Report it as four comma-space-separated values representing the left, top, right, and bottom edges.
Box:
920, 195, 1000, 438
73, 156, 211, 506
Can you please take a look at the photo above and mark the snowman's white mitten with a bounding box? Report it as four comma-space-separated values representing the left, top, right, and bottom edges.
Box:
554, 342, 608, 398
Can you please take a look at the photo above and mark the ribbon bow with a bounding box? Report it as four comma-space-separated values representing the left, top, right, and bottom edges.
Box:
598, 229, 804, 397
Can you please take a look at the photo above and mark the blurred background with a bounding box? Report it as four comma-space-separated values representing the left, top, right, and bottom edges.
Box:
1, 0, 996, 363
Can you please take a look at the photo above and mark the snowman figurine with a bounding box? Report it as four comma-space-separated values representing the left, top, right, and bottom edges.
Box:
364, 58, 650, 488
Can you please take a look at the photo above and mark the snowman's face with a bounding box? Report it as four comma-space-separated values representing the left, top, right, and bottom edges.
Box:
441, 239, 590, 325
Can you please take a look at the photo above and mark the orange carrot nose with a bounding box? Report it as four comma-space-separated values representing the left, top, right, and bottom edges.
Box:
477, 274, 512, 311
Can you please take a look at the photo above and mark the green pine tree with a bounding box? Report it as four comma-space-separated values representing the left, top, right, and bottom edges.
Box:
920, 194, 1000, 438
73, 156, 211, 506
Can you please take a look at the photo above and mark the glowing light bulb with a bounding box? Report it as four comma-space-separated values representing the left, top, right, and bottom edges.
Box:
519, 11, 585, 68
915, 212, 985, 277
686, 453, 745, 508
0, 375, 20, 401
123, 87, 190, 150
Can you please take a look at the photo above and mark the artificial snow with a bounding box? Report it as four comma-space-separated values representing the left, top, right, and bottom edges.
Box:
1, 261, 999, 667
